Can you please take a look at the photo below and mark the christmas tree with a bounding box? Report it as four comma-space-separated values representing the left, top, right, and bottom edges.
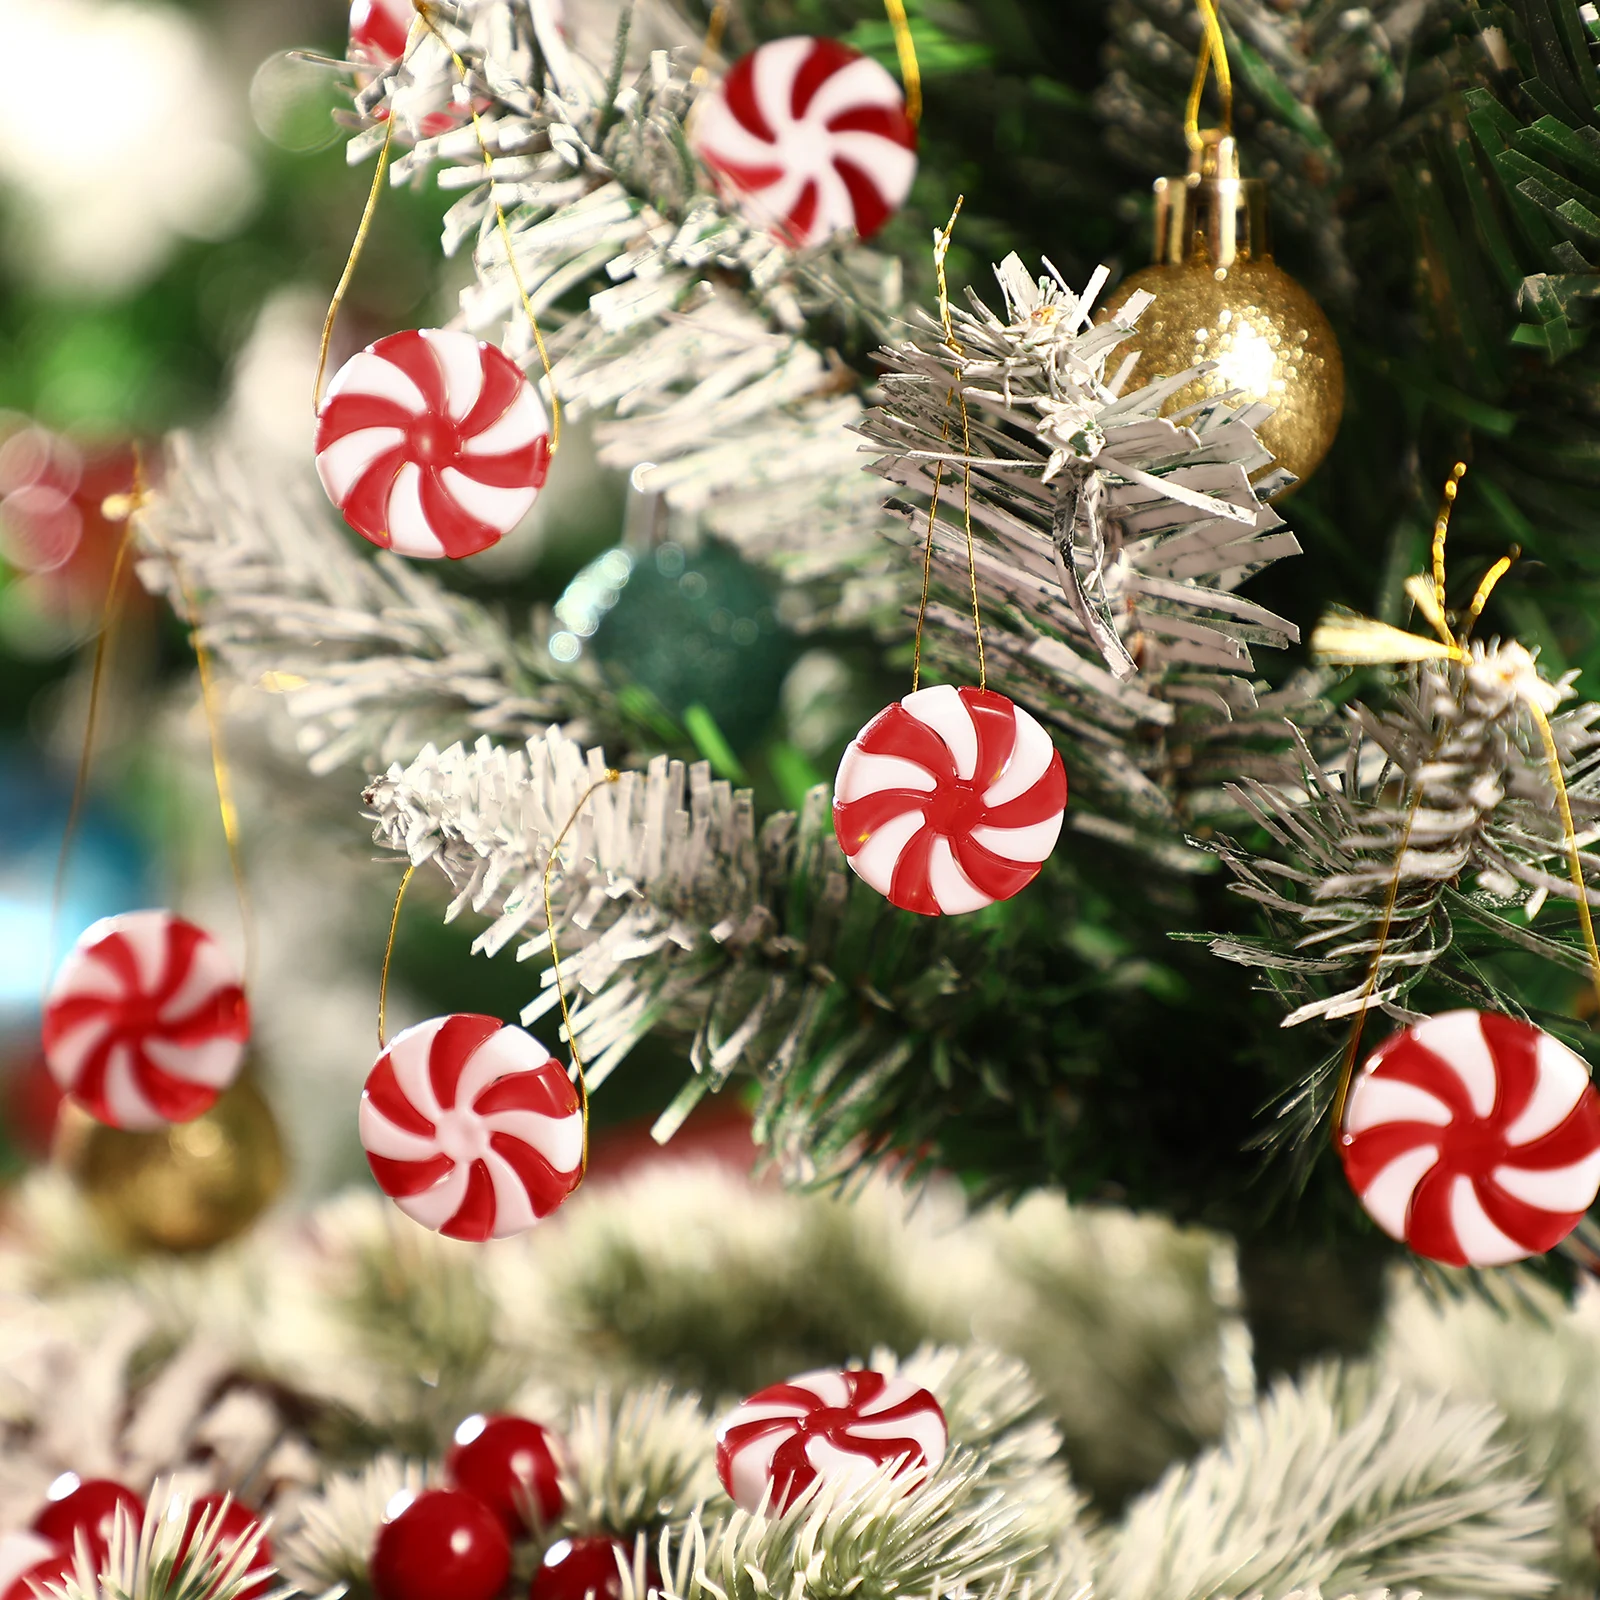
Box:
10, 0, 1600, 1592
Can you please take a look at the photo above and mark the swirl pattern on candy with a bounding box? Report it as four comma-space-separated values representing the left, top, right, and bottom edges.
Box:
833, 685, 1067, 916
690, 37, 916, 249
360, 1014, 583, 1240
42, 911, 250, 1130
315, 329, 550, 560
1339, 1009, 1600, 1266
715, 1368, 947, 1514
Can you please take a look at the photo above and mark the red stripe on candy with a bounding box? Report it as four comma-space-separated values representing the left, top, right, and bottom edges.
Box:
488, 1132, 577, 1215
474, 1061, 576, 1119
791, 37, 859, 120
442, 1158, 499, 1241
419, 470, 499, 560
379, 331, 449, 417
429, 1014, 504, 1111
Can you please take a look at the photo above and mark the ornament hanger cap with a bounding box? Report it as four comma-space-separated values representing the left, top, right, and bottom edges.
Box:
1152, 130, 1268, 269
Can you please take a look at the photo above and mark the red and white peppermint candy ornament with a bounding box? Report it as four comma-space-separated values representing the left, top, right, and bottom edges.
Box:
690, 37, 917, 249
348, 0, 411, 68
41, 910, 250, 1130
833, 685, 1067, 916
315, 329, 550, 560
360, 1015, 583, 1240
716, 1368, 946, 1514
1340, 1009, 1600, 1266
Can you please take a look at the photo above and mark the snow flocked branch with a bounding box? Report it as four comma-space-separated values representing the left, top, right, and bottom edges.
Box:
858, 253, 1323, 841
1202, 612, 1600, 1153
134, 435, 606, 776
354, 0, 907, 627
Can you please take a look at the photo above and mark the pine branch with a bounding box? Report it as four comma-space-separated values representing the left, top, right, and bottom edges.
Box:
1203, 639, 1600, 1152
49, 1482, 283, 1600
643, 1345, 1086, 1600
135, 435, 605, 776
1101, 1364, 1557, 1600
274, 1456, 429, 1593
557, 1386, 723, 1539
367, 5, 908, 629
858, 254, 1318, 833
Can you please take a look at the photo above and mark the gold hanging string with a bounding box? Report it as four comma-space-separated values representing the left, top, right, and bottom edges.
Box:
1183, 0, 1233, 153
315, 114, 397, 412
911, 199, 986, 692
47, 520, 136, 992
1528, 701, 1600, 1018
690, 0, 729, 86
882, 0, 923, 127
417, 4, 564, 451
90, 455, 256, 986
377, 861, 417, 1047
1328, 786, 1425, 1141
541, 769, 621, 1176
134, 483, 256, 986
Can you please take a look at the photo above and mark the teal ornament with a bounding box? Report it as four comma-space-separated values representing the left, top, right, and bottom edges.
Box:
565, 540, 795, 750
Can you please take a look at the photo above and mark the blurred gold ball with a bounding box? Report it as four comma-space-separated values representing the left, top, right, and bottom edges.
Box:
58, 1077, 285, 1253
1101, 256, 1344, 490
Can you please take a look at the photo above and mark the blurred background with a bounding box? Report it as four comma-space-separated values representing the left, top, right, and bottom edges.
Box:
0, 0, 795, 1197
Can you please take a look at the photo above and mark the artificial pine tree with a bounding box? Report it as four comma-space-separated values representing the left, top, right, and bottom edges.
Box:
19, 0, 1600, 1591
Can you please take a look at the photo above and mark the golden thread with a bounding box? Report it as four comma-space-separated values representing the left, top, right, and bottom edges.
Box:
909, 199, 986, 691
910, 458, 941, 694
882, 0, 923, 127
1528, 700, 1600, 1018
417, 4, 563, 451
1184, 0, 1233, 151
315, 113, 397, 412
691, 0, 729, 85
137, 480, 257, 987
47, 519, 136, 992
377, 862, 417, 1047
1431, 460, 1468, 628
542, 769, 622, 1177
1329, 785, 1425, 1142
1461, 548, 1519, 643
72, 456, 255, 990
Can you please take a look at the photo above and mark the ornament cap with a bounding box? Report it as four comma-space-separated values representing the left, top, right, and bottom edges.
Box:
1152, 131, 1267, 269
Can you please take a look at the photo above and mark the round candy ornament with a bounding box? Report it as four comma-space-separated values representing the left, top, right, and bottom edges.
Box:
1339, 1009, 1600, 1267
530, 1537, 639, 1600
371, 1489, 509, 1600
315, 329, 551, 561
42, 911, 249, 1130
715, 1367, 947, 1515
445, 1413, 563, 1535
833, 685, 1067, 916
360, 1015, 583, 1241
689, 36, 916, 249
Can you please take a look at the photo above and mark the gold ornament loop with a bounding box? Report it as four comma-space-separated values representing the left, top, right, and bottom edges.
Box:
1184, 0, 1233, 152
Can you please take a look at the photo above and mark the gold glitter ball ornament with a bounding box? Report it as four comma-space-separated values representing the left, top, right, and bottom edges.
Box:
1099, 134, 1343, 490
57, 1075, 285, 1253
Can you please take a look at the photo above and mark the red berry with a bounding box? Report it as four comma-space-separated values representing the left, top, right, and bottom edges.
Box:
371, 1490, 510, 1600
0, 1550, 73, 1600
30, 1480, 143, 1564
177, 1496, 273, 1600
530, 1537, 637, 1600
446, 1415, 563, 1535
